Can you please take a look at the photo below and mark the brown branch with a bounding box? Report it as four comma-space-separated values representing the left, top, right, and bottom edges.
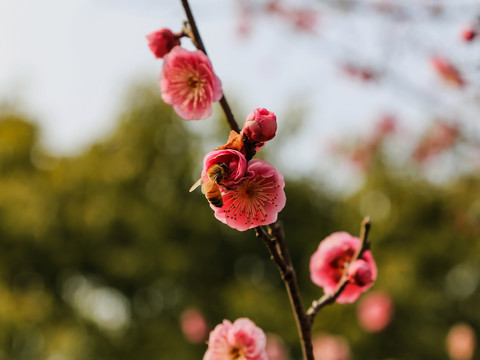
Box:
256, 223, 314, 360
180, 0, 240, 133
306, 217, 372, 322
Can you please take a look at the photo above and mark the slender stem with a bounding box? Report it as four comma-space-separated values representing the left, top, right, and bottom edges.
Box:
180, 0, 240, 133
306, 217, 372, 321
256, 224, 314, 360
266, 223, 314, 360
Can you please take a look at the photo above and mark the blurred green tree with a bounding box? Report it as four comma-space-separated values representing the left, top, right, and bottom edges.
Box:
0, 84, 478, 359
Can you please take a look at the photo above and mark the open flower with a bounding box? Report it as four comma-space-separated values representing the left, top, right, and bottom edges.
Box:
310, 232, 377, 303
160, 47, 222, 120
146, 28, 180, 58
213, 159, 286, 231
202, 149, 247, 187
204, 318, 268, 360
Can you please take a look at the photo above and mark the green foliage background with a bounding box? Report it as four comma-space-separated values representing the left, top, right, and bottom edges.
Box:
0, 85, 478, 359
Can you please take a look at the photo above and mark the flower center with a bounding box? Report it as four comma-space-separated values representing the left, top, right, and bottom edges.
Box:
331, 249, 355, 281
239, 183, 256, 200
230, 346, 245, 360
187, 74, 202, 89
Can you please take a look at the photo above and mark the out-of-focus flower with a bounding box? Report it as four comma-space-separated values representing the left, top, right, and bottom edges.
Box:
213, 159, 286, 231
204, 318, 268, 360
312, 333, 351, 360
341, 63, 378, 82
431, 56, 465, 87
202, 150, 248, 187
412, 121, 459, 164
446, 323, 476, 360
460, 26, 477, 42
310, 232, 377, 303
180, 308, 208, 344
146, 28, 181, 58
266, 333, 290, 360
160, 47, 223, 120
242, 108, 277, 144
357, 291, 393, 332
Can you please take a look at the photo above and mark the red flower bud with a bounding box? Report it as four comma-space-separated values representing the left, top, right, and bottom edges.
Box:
242, 108, 277, 143
348, 259, 374, 287
461, 26, 476, 42
146, 28, 181, 59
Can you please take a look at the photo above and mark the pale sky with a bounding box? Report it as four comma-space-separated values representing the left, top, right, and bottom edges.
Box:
1, 0, 478, 190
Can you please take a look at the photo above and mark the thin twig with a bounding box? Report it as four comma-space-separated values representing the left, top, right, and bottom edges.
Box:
256, 224, 314, 359
180, 0, 240, 133
306, 217, 372, 322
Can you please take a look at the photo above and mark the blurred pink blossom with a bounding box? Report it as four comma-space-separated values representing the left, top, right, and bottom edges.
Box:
204, 318, 268, 360
213, 159, 286, 231
160, 47, 222, 120
310, 232, 377, 303
460, 25, 477, 42
242, 108, 277, 144
265, 333, 290, 360
412, 121, 459, 164
357, 291, 393, 332
431, 56, 465, 87
146, 28, 180, 59
446, 323, 476, 360
312, 333, 351, 360
202, 150, 248, 187
180, 308, 208, 344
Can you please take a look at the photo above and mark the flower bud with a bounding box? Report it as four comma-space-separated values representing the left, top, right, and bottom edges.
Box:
146, 28, 181, 59
348, 259, 373, 287
461, 26, 476, 42
242, 108, 277, 143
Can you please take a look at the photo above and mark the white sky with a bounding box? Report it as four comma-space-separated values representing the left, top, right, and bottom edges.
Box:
1, 0, 478, 190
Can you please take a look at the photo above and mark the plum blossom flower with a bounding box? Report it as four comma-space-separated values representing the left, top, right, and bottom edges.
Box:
357, 291, 393, 332
202, 150, 247, 187
265, 333, 290, 360
446, 323, 476, 360
312, 333, 351, 360
431, 56, 465, 87
242, 108, 277, 144
204, 318, 268, 360
146, 28, 181, 58
310, 232, 377, 303
160, 47, 222, 120
213, 159, 286, 231
180, 308, 209, 344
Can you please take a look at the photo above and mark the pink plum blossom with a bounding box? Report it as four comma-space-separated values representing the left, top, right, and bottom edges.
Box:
265, 333, 290, 360
312, 333, 351, 360
146, 28, 181, 58
357, 291, 393, 332
242, 108, 277, 144
180, 308, 209, 344
310, 232, 377, 303
204, 318, 268, 360
213, 159, 286, 231
202, 150, 248, 187
160, 47, 222, 120
446, 323, 476, 360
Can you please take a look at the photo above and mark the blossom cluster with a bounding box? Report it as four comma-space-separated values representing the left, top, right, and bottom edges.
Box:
194, 108, 285, 231
147, 28, 223, 120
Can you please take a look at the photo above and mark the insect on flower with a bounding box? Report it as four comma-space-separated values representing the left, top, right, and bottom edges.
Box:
189, 163, 229, 208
